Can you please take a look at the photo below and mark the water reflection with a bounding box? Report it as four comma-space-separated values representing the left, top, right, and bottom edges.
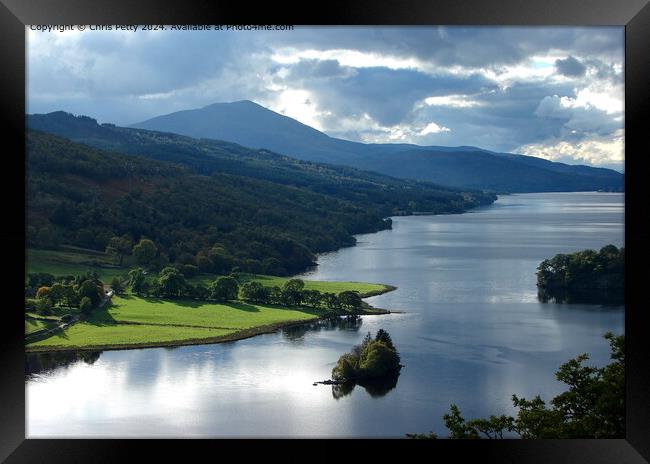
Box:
537, 288, 624, 305
281, 314, 363, 340
25, 315, 366, 377
163, 346, 182, 351
26, 351, 101, 378
332, 374, 400, 399
332, 381, 356, 399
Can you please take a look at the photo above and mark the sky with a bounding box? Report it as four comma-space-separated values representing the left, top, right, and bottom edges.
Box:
27, 26, 624, 171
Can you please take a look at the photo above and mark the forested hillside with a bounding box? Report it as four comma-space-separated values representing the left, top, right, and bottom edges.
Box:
29, 111, 496, 217
27, 129, 494, 276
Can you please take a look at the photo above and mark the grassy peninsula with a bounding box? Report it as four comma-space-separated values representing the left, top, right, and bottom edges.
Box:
26, 285, 394, 352
26, 247, 395, 352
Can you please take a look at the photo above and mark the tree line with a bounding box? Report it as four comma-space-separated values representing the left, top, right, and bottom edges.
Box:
27, 269, 366, 319
125, 269, 364, 312
26, 271, 106, 315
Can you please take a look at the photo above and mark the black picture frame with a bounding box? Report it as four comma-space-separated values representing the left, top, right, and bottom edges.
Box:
2, 0, 649, 462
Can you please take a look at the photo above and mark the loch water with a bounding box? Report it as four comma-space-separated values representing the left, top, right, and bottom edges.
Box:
26, 192, 624, 437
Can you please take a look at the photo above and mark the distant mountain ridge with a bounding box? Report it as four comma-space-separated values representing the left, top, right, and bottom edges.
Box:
27, 111, 496, 217
130, 100, 623, 193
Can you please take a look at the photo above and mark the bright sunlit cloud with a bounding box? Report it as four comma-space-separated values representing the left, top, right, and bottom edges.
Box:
271, 48, 425, 71
267, 88, 328, 131
421, 95, 483, 108
517, 129, 624, 167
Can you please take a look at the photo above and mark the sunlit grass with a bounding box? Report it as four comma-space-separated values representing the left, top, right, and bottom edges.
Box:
26, 295, 327, 350
25, 250, 394, 351
26, 322, 235, 349
99, 295, 325, 330
25, 318, 57, 335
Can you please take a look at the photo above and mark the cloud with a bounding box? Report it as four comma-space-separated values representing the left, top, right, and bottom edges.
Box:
517, 129, 624, 168
268, 26, 623, 70
284, 58, 356, 80
555, 56, 587, 77
534, 93, 622, 136
419, 122, 451, 135
27, 26, 624, 167
277, 64, 496, 127
328, 115, 450, 143
421, 95, 483, 108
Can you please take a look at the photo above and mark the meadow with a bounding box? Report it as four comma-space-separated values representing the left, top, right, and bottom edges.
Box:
26, 293, 389, 351
26, 248, 394, 351
27, 247, 126, 282
25, 317, 58, 335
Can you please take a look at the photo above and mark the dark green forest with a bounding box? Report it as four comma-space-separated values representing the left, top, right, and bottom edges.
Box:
27, 127, 495, 276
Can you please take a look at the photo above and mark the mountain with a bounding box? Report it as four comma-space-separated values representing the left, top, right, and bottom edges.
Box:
27, 114, 496, 276
130, 100, 623, 193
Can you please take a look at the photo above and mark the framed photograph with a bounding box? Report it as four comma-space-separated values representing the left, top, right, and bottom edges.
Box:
3, 0, 648, 461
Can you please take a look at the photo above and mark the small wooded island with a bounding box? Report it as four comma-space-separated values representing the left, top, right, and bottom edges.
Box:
331, 329, 402, 382
536, 244, 624, 304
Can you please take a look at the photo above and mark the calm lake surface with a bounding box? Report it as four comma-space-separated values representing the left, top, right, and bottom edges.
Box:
26, 192, 624, 438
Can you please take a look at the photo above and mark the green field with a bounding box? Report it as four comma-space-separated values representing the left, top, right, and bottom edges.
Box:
25, 318, 58, 335
25, 312, 60, 321
96, 295, 325, 329
26, 322, 236, 350
26, 295, 333, 351
26, 248, 395, 351
27, 247, 127, 282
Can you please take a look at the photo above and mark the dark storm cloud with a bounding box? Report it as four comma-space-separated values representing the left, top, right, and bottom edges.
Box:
583, 58, 621, 82
534, 95, 620, 136
28, 29, 273, 123
290, 66, 497, 126
555, 56, 587, 77
267, 26, 623, 68
285, 59, 355, 80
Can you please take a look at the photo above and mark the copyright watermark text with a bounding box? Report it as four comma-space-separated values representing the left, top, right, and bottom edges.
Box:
28, 25, 295, 33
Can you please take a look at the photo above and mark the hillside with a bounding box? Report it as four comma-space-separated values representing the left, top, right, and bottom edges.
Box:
28, 112, 495, 215
26, 128, 494, 276
129, 100, 623, 193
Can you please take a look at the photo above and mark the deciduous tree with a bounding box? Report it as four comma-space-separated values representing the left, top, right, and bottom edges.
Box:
128, 267, 146, 295
158, 266, 187, 298
133, 238, 157, 266
106, 235, 133, 266
210, 276, 239, 302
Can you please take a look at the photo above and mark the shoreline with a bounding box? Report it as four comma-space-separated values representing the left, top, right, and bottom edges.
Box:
25, 284, 397, 354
